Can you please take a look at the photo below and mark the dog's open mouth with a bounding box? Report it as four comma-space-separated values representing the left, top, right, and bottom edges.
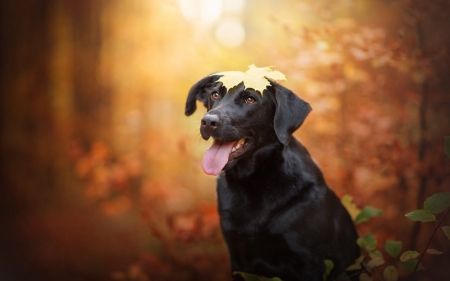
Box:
202, 138, 251, 176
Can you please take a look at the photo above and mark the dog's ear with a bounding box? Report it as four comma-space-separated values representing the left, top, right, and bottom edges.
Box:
185, 75, 222, 116
269, 81, 312, 145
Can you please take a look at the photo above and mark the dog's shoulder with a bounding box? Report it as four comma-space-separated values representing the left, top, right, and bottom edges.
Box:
282, 137, 326, 185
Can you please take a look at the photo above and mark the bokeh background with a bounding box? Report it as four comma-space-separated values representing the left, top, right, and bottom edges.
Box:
1, 0, 449, 280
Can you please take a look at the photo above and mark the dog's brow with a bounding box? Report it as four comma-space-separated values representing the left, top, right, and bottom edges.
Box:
225, 83, 245, 96
227, 88, 262, 99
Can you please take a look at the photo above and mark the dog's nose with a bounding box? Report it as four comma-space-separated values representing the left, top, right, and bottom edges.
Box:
201, 114, 221, 132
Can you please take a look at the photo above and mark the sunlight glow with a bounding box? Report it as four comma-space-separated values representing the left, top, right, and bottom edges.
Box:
316, 40, 329, 50
215, 18, 246, 48
179, 0, 222, 24
223, 0, 245, 14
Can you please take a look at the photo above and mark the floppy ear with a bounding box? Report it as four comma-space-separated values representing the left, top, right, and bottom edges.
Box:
185, 75, 222, 116
270, 81, 312, 145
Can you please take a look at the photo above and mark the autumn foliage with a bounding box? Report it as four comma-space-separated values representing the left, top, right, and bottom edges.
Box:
1, 0, 449, 281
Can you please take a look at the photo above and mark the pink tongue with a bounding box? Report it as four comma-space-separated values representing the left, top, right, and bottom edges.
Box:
202, 140, 235, 176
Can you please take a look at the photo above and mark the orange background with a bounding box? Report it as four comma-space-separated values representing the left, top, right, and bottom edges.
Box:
1, 0, 449, 280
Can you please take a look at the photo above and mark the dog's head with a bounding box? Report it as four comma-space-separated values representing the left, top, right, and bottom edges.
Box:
185, 74, 311, 176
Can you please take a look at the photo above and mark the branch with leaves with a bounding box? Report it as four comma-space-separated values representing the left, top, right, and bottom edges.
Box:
336, 138, 450, 281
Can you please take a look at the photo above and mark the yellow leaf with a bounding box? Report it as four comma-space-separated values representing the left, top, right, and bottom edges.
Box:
341, 194, 362, 221
346, 255, 364, 271
214, 64, 286, 95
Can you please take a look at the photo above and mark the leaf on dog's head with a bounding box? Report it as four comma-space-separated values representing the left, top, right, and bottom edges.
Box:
214, 64, 286, 95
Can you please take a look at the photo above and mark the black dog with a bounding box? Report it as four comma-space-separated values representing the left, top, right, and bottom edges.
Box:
185, 75, 360, 281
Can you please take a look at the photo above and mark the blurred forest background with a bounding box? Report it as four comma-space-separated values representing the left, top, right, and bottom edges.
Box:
1, 0, 449, 280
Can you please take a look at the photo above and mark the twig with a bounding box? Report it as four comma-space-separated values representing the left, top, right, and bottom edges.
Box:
410, 16, 429, 251
413, 208, 450, 272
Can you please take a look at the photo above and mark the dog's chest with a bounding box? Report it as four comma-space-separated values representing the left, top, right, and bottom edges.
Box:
217, 178, 294, 236
219, 205, 268, 236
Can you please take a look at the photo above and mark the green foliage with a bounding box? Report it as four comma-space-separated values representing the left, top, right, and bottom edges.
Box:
383, 265, 398, 281
355, 206, 383, 224
405, 209, 435, 222
346, 255, 364, 271
367, 250, 385, 270
338, 131, 450, 281
359, 272, 372, 281
398, 258, 424, 273
384, 240, 402, 258
442, 226, 450, 240
399, 251, 420, 262
322, 259, 334, 281
233, 272, 283, 281
367, 256, 385, 270
357, 233, 377, 251
423, 192, 450, 213
399, 188, 450, 276
445, 136, 450, 159
368, 250, 383, 259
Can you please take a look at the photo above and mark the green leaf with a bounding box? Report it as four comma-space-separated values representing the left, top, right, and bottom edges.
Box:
341, 194, 361, 221
346, 255, 364, 271
233, 272, 282, 281
383, 265, 398, 281
367, 257, 385, 269
405, 209, 435, 222
385, 240, 403, 258
442, 226, 450, 240
399, 250, 420, 262
357, 233, 377, 251
322, 260, 334, 281
368, 250, 383, 259
359, 272, 373, 281
355, 206, 383, 224
445, 136, 450, 159
424, 192, 450, 213
398, 258, 425, 272
426, 248, 443, 255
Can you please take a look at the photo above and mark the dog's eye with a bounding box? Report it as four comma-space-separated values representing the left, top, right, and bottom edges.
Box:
211, 91, 220, 100
245, 96, 256, 104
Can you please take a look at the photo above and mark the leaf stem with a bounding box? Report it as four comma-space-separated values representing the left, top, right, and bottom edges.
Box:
413, 207, 450, 272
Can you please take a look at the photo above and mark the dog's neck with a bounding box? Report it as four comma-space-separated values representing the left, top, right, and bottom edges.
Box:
224, 140, 285, 180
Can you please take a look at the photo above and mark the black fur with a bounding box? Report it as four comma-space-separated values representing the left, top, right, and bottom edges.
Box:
185, 76, 360, 281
